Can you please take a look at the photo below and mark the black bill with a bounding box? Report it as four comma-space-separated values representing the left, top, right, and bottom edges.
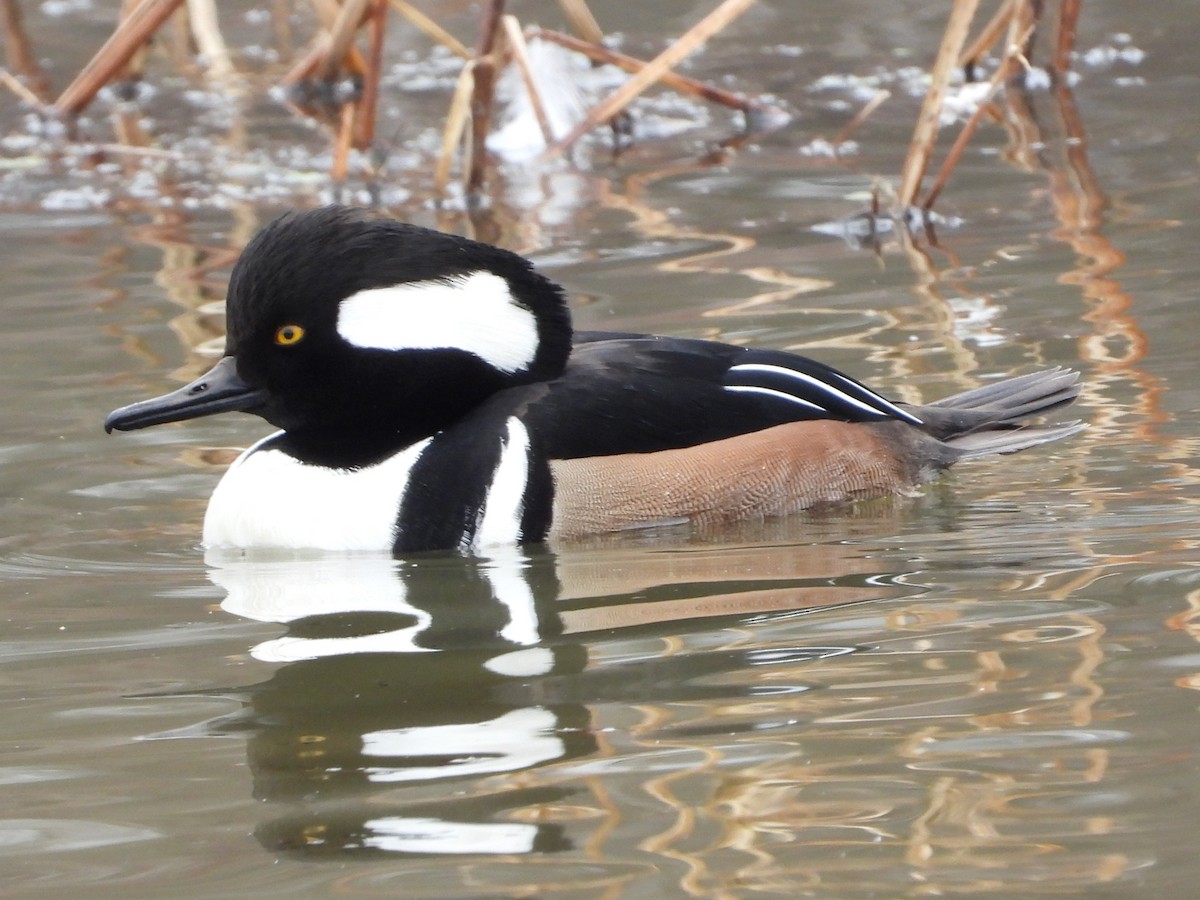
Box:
105, 356, 268, 433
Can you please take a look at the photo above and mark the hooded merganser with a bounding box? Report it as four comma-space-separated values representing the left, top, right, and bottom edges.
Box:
105, 206, 1084, 555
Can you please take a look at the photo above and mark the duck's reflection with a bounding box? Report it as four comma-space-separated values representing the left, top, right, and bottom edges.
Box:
216, 548, 559, 660
199, 539, 898, 857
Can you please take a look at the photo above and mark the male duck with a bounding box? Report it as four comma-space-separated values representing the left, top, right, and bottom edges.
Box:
106, 206, 1083, 554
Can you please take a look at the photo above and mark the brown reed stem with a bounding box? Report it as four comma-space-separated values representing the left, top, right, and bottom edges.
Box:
1006, 0, 1040, 66
331, 96, 355, 182
354, 0, 387, 150
1051, 0, 1081, 74
1, 0, 51, 102
435, 60, 475, 193
922, 21, 1036, 210
831, 89, 890, 146
896, 0, 981, 208
543, 0, 757, 158
271, 0, 294, 57
532, 27, 761, 115
501, 15, 555, 146
388, 0, 470, 59
55, 0, 187, 115
280, 37, 326, 85
318, 0, 372, 81
466, 0, 506, 196
114, 0, 150, 83
958, 0, 1016, 71
0, 67, 42, 105
557, 0, 604, 44
307, 0, 366, 77
187, 0, 235, 80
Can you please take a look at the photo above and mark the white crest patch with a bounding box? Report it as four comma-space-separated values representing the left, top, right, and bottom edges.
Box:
470, 418, 531, 551
336, 271, 540, 374
202, 432, 432, 552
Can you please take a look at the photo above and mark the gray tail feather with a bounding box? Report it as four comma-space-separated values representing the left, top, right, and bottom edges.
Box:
906, 367, 1085, 460
944, 420, 1087, 460
926, 366, 1081, 420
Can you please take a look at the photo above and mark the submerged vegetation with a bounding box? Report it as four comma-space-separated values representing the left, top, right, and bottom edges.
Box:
1, 0, 1095, 234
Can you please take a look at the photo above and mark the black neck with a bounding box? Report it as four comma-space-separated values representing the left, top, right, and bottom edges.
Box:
263, 425, 436, 470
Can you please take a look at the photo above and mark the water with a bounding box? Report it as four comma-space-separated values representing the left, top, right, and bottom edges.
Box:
3, 0, 1199, 896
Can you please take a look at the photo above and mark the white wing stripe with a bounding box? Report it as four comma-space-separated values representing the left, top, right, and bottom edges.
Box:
724, 383, 827, 413
728, 362, 922, 424
825, 369, 923, 423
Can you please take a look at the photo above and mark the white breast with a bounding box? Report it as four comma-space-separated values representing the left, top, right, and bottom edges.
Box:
202, 433, 433, 552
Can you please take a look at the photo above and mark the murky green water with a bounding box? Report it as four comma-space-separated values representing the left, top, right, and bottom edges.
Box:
2, 1, 1199, 896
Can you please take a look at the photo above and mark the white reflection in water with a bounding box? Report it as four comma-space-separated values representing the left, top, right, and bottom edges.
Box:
210, 554, 411, 623
250, 627, 435, 663
209, 554, 432, 660
362, 816, 538, 855
484, 547, 540, 646
484, 646, 557, 677
361, 707, 565, 782
207, 549, 542, 660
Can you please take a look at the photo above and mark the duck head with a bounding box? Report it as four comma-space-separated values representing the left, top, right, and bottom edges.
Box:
105, 206, 573, 442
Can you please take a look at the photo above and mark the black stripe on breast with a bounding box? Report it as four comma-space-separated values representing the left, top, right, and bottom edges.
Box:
392, 417, 555, 554
393, 429, 503, 554
519, 450, 554, 544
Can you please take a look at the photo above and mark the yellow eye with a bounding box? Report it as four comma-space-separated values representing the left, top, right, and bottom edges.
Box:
275, 324, 305, 346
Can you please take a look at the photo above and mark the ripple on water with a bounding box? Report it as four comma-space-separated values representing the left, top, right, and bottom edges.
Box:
0, 767, 87, 786
0, 819, 160, 855
328, 859, 655, 897
72, 474, 216, 501
0, 551, 197, 579
910, 728, 1130, 756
